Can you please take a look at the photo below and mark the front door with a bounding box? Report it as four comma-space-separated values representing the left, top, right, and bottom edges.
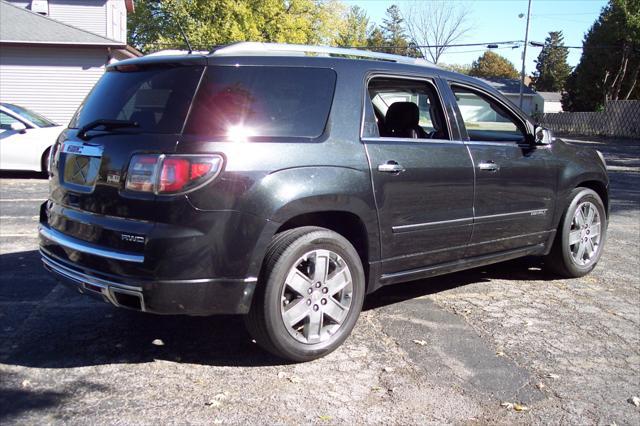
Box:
447, 83, 557, 257
363, 75, 475, 277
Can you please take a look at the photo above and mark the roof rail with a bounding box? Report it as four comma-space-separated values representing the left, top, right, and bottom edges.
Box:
146, 49, 209, 57
211, 42, 437, 68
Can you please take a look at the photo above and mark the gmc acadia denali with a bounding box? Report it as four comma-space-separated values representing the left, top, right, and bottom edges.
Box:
39, 43, 609, 361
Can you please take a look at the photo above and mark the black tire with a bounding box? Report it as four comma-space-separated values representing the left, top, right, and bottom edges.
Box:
545, 187, 607, 277
41, 147, 51, 174
245, 226, 365, 362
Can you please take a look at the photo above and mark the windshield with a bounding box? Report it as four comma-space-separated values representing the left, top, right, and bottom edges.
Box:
3, 103, 57, 127
69, 65, 204, 134
184, 66, 336, 140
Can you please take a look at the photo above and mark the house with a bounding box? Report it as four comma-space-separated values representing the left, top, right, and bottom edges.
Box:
479, 77, 544, 117
536, 92, 564, 113
0, 0, 141, 125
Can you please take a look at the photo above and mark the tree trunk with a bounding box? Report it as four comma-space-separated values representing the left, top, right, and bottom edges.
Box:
622, 63, 639, 100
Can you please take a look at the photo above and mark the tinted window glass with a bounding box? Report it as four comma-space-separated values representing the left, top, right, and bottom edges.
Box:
185, 66, 336, 140
451, 86, 525, 143
3, 104, 56, 127
366, 77, 449, 140
69, 65, 204, 134
0, 112, 21, 130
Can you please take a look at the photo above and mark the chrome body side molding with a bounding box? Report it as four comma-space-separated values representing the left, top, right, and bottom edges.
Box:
39, 226, 145, 263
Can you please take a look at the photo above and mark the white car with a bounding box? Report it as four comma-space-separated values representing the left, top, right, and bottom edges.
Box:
0, 103, 63, 173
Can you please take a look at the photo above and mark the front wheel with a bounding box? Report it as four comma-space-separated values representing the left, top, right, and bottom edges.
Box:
546, 187, 607, 277
245, 227, 365, 362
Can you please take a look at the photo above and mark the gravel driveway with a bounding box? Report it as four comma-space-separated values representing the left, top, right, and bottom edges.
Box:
1, 137, 638, 425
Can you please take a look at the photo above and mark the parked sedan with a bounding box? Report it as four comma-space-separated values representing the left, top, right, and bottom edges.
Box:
0, 103, 63, 173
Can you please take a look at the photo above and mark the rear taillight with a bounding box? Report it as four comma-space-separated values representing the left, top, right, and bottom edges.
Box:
125, 154, 223, 194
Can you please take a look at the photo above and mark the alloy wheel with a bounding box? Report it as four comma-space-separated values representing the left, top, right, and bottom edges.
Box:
568, 201, 602, 266
280, 249, 353, 344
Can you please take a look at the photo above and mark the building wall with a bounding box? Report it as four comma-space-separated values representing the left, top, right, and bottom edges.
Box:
48, 0, 108, 39
503, 94, 536, 116
0, 45, 107, 125
544, 101, 563, 114
6, 0, 127, 42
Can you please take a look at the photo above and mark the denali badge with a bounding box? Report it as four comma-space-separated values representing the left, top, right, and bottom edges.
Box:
121, 234, 145, 244
106, 173, 121, 184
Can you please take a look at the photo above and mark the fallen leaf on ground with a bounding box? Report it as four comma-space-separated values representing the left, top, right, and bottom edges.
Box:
318, 415, 332, 421
412, 339, 428, 346
501, 402, 530, 412
371, 386, 383, 392
628, 396, 640, 407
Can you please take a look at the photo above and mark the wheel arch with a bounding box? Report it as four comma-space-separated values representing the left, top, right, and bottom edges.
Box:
275, 210, 371, 276
575, 180, 609, 219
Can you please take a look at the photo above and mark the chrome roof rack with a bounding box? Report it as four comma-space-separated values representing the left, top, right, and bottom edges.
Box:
211, 42, 437, 68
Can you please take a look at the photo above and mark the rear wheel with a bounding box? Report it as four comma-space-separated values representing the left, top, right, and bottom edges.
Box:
41, 147, 51, 174
245, 227, 365, 362
546, 188, 607, 277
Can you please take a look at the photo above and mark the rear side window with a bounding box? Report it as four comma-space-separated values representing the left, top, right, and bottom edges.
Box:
185, 66, 336, 140
69, 65, 204, 134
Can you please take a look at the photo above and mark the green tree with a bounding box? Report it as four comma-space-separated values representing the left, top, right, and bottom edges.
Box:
380, 4, 410, 55
563, 0, 640, 111
441, 63, 471, 75
531, 31, 573, 92
469, 51, 520, 79
337, 5, 369, 47
128, 0, 346, 53
366, 25, 386, 53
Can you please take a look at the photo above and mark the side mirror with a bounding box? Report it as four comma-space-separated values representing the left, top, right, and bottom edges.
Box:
534, 126, 553, 145
10, 122, 27, 133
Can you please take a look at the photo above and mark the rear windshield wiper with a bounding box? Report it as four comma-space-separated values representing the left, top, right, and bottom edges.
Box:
78, 119, 139, 140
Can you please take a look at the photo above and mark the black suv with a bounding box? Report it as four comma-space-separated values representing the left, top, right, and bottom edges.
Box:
39, 43, 608, 361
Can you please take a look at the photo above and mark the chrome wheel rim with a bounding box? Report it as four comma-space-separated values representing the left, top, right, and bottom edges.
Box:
569, 201, 602, 266
280, 249, 353, 344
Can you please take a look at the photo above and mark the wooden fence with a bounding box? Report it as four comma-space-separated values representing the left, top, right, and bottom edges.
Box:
540, 100, 639, 139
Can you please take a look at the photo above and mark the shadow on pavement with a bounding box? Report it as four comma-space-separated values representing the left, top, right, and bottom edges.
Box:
0, 170, 47, 180
364, 255, 553, 311
0, 371, 107, 422
0, 250, 553, 370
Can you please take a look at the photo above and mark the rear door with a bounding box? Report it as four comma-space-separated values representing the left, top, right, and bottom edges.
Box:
362, 74, 475, 279
446, 82, 556, 257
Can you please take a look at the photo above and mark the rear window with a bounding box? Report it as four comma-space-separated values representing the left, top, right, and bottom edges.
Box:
184, 66, 336, 140
69, 65, 204, 134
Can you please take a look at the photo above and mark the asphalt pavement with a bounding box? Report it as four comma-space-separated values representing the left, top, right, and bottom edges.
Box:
0, 137, 638, 424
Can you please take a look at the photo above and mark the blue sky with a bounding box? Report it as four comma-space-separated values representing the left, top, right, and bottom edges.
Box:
345, 0, 608, 74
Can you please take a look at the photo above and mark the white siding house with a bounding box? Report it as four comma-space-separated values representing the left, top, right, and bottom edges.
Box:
537, 92, 564, 113
0, 0, 139, 125
479, 77, 544, 117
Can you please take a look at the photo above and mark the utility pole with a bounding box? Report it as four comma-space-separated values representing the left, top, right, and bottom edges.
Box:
519, 0, 532, 109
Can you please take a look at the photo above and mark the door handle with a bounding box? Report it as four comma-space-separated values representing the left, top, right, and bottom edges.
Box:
478, 161, 500, 172
378, 161, 406, 174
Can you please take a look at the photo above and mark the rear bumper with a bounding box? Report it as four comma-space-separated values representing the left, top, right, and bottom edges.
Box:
40, 249, 257, 315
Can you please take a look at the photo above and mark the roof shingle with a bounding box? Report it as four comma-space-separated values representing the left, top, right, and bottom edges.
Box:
0, 0, 125, 47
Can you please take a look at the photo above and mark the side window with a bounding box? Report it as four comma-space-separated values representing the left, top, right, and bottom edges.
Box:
451, 86, 525, 143
0, 112, 21, 131
365, 77, 449, 140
